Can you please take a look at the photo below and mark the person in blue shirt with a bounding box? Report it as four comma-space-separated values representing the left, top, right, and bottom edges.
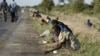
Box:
87, 19, 92, 28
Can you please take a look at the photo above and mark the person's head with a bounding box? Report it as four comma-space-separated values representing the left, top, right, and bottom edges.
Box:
47, 16, 51, 20
41, 19, 48, 25
41, 19, 45, 22
52, 25, 61, 36
88, 19, 90, 23
47, 16, 49, 19
12, 0, 15, 1
56, 17, 59, 21
3, 0, 6, 2
51, 20, 59, 26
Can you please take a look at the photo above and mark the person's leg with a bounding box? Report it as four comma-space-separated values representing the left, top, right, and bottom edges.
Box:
65, 39, 71, 49
51, 33, 58, 43
2, 10, 7, 22
10, 12, 12, 22
13, 12, 16, 22
4, 11, 7, 22
15, 11, 18, 21
11, 12, 15, 22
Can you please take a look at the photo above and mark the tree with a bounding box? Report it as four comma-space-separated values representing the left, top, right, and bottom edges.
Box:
93, 0, 100, 14
71, 0, 84, 12
39, 0, 54, 13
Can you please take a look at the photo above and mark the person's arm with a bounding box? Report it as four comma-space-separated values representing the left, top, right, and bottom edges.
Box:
0, 4, 1, 10
5, 2, 8, 11
14, 2, 17, 10
0, 2, 2, 9
44, 43, 62, 54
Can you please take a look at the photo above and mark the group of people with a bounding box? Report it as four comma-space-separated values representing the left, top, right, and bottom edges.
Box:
37, 16, 80, 54
0, 0, 18, 22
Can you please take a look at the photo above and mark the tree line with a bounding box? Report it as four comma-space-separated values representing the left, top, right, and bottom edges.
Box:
36, 0, 100, 15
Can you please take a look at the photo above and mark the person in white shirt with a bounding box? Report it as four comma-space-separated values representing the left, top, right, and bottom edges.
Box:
10, 0, 17, 22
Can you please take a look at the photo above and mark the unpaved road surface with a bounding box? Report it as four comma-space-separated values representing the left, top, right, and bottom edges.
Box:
0, 9, 51, 56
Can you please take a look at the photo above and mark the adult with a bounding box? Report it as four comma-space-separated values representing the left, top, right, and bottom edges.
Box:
41, 19, 48, 25
32, 10, 42, 18
46, 16, 51, 24
44, 20, 80, 54
44, 23, 80, 54
87, 19, 92, 28
41, 16, 51, 25
0, 0, 8, 22
10, 0, 17, 22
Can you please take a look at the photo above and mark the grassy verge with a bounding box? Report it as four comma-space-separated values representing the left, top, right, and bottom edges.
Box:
31, 12, 100, 56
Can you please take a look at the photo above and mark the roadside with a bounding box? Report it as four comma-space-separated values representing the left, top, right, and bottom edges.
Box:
30, 9, 100, 56
0, 9, 52, 56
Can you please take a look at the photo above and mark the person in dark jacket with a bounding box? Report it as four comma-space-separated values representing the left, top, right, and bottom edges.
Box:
0, 0, 8, 22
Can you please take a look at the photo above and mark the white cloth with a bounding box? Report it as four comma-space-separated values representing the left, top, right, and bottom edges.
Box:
10, 1, 17, 8
10, 1, 17, 12
40, 30, 50, 37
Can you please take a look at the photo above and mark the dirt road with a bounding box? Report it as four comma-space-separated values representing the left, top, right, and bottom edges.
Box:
0, 9, 51, 56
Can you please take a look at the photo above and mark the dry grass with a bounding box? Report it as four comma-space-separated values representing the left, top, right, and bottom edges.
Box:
48, 11, 100, 43
49, 11, 100, 56
61, 13, 100, 43
30, 9, 100, 56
